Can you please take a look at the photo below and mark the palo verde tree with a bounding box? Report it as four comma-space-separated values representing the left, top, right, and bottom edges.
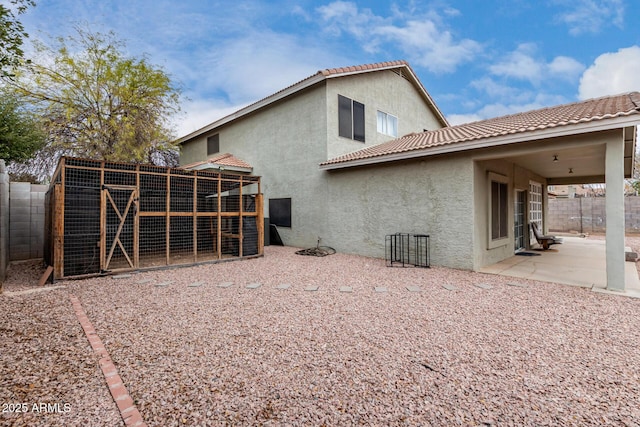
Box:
6, 27, 181, 172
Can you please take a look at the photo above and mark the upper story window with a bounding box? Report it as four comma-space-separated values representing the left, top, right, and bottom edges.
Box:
207, 134, 219, 155
377, 111, 398, 137
338, 95, 365, 142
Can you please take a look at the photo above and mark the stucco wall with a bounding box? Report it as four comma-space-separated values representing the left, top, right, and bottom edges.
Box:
325, 70, 443, 159
181, 84, 330, 248
473, 158, 547, 270
324, 154, 475, 269
179, 70, 447, 250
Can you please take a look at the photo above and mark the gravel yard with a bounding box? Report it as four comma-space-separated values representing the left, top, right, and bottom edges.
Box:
1, 244, 640, 426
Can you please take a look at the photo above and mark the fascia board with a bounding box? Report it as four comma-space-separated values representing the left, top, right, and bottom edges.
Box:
177, 74, 326, 144
320, 115, 640, 171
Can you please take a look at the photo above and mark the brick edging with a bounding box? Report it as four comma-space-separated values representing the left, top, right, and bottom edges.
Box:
69, 295, 147, 427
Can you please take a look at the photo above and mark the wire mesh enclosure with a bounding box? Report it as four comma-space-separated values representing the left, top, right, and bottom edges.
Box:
45, 157, 263, 280
385, 233, 430, 268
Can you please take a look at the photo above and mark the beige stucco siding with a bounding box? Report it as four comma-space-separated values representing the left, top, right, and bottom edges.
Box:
180, 84, 330, 248
325, 70, 444, 160
323, 154, 475, 269
473, 158, 547, 270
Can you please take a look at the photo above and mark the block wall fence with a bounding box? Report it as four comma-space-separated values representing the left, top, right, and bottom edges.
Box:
548, 196, 640, 234
0, 160, 48, 284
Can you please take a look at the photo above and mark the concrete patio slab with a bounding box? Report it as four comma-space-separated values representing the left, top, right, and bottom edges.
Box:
479, 236, 640, 297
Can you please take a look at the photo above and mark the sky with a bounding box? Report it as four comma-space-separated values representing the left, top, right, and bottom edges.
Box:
17, 0, 640, 138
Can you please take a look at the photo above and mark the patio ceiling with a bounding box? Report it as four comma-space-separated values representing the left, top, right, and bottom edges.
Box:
498, 125, 636, 185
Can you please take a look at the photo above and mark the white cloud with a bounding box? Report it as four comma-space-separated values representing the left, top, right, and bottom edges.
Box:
578, 46, 640, 99
554, 0, 624, 35
447, 113, 482, 126
489, 43, 543, 82
547, 56, 585, 80
316, 1, 482, 73
447, 92, 569, 125
489, 43, 584, 84
173, 99, 248, 139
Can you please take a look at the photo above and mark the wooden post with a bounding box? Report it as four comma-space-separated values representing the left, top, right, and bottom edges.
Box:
217, 174, 222, 260
238, 176, 243, 258
166, 170, 170, 265
193, 173, 198, 263
99, 161, 105, 271
53, 184, 64, 280
134, 165, 140, 268
256, 193, 264, 255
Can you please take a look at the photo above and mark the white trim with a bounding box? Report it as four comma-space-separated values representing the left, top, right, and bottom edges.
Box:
488, 172, 510, 250
320, 115, 640, 170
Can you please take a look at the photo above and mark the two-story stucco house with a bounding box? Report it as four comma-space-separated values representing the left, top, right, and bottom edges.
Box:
178, 60, 449, 249
178, 60, 640, 293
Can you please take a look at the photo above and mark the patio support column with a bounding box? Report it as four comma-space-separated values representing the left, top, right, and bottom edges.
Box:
605, 137, 625, 292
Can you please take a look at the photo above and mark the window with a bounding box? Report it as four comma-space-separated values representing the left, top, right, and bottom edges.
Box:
338, 95, 365, 142
207, 134, 219, 155
377, 111, 398, 137
269, 198, 291, 228
488, 172, 509, 247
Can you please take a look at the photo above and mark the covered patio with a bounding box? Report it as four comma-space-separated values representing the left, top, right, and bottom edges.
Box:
479, 235, 640, 298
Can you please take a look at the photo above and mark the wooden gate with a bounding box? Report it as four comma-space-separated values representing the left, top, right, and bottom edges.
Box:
101, 185, 138, 272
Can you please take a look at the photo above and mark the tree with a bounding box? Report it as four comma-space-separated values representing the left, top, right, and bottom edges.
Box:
6, 27, 181, 171
0, 0, 35, 77
0, 91, 46, 162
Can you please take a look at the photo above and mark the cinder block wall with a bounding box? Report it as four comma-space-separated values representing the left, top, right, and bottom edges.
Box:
0, 161, 9, 283
548, 197, 640, 233
8, 182, 47, 261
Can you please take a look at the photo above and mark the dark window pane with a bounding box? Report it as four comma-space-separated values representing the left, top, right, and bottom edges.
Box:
491, 181, 499, 240
353, 101, 365, 142
491, 181, 508, 240
207, 134, 219, 155
499, 182, 508, 238
338, 95, 352, 139
269, 198, 291, 228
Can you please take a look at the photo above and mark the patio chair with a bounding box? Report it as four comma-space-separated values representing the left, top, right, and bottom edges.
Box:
530, 222, 563, 250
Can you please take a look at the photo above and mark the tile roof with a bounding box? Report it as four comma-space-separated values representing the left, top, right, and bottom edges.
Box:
182, 153, 253, 170
177, 60, 447, 143
321, 92, 640, 168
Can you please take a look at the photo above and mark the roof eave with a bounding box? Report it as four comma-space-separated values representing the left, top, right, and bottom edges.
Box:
187, 164, 253, 173
319, 115, 640, 171
177, 73, 326, 144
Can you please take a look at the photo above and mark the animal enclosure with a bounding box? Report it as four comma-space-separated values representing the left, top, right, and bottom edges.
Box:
45, 157, 263, 280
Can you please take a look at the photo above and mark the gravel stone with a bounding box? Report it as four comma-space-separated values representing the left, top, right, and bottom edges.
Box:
2, 240, 640, 426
